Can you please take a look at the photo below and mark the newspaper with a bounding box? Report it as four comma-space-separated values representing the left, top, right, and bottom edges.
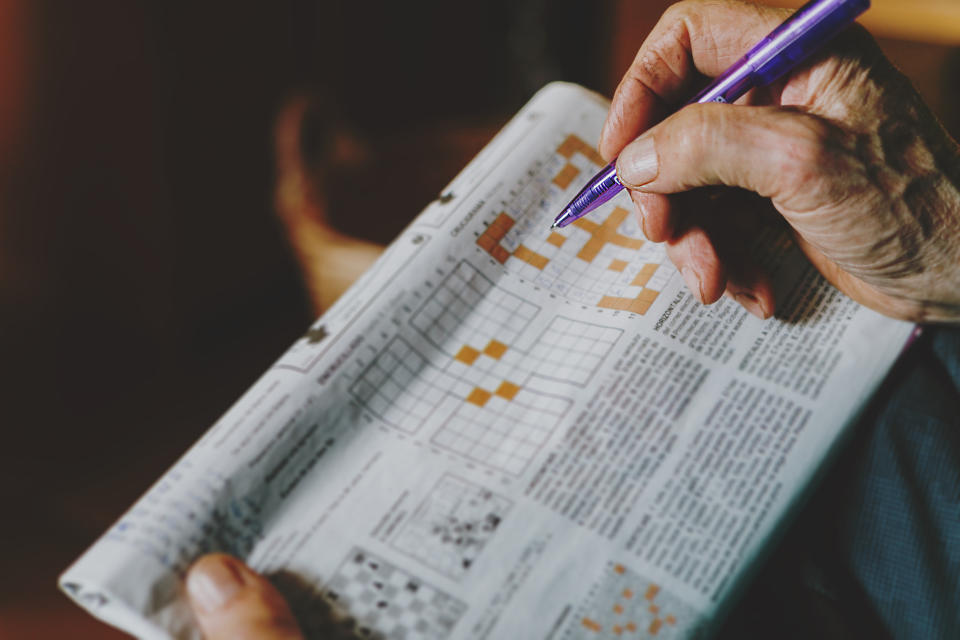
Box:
60, 82, 916, 639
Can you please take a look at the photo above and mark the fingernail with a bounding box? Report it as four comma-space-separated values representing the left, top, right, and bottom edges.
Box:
187, 558, 243, 613
735, 292, 767, 319
617, 134, 658, 188
681, 267, 703, 302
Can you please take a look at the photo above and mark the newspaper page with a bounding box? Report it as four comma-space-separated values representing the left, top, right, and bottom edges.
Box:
60, 82, 916, 639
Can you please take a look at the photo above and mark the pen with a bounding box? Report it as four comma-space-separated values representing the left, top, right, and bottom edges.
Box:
552, 0, 870, 229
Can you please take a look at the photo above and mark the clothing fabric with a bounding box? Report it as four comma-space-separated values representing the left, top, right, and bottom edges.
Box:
840, 326, 960, 638
720, 326, 960, 639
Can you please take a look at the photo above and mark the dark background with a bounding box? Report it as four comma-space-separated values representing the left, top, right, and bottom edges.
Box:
0, 1, 956, 637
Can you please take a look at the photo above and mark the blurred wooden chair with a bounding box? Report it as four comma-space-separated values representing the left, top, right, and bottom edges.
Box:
273, 95, 506, 315
273, 96, 385, 314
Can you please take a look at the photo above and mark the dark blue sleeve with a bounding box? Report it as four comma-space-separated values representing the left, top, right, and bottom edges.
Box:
837, 326, 960, 638
719, 326, 960, 639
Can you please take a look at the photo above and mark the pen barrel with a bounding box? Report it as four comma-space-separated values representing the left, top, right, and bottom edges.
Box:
752, 0, 869, 85
689, 0, 870, 105
556, 0, 869, 226
566, 162, 621, 217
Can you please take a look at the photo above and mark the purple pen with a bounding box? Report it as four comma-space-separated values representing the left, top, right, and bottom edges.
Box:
552, 0, 870, 229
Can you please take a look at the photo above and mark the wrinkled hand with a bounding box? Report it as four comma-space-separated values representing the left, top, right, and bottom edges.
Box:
601, 0, 960, 323
187, 554, 304, 640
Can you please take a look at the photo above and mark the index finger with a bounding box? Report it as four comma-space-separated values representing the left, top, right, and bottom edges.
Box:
599, 0, 789, 160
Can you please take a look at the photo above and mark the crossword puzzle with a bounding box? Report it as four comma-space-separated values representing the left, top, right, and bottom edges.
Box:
476, 133, 672, 314
349, 261, 624, 475
564, 562, 699, 639
349, 337, 445, 434
529, 316, 621, 386
323, 547, 467, 640
410, 261, 539, 356
391, 474, 512, 580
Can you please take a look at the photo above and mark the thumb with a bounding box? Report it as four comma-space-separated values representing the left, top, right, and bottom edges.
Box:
186, 553, 304, 640
616, 103, 833, 207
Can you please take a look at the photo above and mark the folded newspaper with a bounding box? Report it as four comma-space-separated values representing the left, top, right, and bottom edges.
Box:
61, 82, 916, 639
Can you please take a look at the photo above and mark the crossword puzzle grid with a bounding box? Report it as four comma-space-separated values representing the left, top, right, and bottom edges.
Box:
477, 133, 672, 315
350, 338, 446, 434
410, 261, 539, 356
349, 261, 623, 475
432, 387, 569, 475
323, 548, 467, 640
348, 331, 573, 476
391, 474, 512, 580
531, 317, 621, 386
528, 211, 669, 311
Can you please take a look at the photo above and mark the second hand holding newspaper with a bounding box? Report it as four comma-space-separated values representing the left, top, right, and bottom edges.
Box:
61, 82, 915, 639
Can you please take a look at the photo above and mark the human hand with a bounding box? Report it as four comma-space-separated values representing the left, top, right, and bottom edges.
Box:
186, 554, 304, 640
601, 0, 960, 323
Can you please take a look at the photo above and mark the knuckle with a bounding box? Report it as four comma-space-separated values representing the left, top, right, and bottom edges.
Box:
651, 105, 724, 188
662, 0, 704, 24
660, 1, 686, 23
633, 44, 678, 91
778, 115, 837, 194
673, 105, 722, 168
674, 106, 712, 150
660, 3, 686, 30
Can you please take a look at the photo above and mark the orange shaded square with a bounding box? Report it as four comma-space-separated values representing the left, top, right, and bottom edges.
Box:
622, 588, 633, 599
489, 212, 515, 237
571, 217, 599, 234
612, 625, 623, 635
613, 604, 624, 614
581, 617, 602, 632
638, 288, 660, 302
628, 299, 652, 315
495, 381, 521, 401
645, 584, 660, 601
455, 345, 480, 365
483, 339, 508, 359
553, 163, 581, 189
573, 207, 631, 262
576, 240, 602, 263
608, 206, 630, 225
598, 296, 631, 311
614, 235, 645, 250
491, 245, 510, 264
665, 615, 676, 626
547, 232, 566, 248
626, 622, 637, 632
514, 245, 549, 269
631, 263, 659, 287
649, 604, 659, 614
608, 259, 628, 272
466, 387, 491, 407
557, 134, 581, 158
581, 144, 605, 166
476, 234, 494, 252
649, 619, 663, 635
614, 564, 626, 574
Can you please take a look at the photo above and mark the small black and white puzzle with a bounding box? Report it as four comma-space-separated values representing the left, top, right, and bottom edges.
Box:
323, 548, 467, 639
